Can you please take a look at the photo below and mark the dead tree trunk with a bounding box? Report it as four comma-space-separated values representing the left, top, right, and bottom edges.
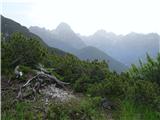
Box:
17, 73, 69, 100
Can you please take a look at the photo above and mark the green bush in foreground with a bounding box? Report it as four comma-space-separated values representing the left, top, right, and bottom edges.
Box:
118, 100, 160, 120
1, 33, 47, 74
2, 97, 106, 120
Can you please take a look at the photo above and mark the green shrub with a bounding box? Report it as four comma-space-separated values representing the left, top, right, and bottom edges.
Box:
2, 98, 106, 120
1, 33, 47, 74
117, 100, 160, 120
134, 80, 160, 108
19, 65, 33, 74
87, 74, 132, 100
128, 53, 160, 86
47, 97, 105, 120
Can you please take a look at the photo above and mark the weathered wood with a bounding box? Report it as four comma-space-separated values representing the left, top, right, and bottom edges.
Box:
42, 73, 69, 85
17, 72, 69, 100
14, 65, 23, 78
23, 74, 40, 87
17, 86, 22, 99
23, 73, 69, 87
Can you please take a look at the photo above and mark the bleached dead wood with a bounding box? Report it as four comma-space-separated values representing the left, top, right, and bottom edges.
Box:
17, 72, 69, 100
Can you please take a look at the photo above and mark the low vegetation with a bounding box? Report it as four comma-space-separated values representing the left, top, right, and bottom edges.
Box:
1, 33, 160, 120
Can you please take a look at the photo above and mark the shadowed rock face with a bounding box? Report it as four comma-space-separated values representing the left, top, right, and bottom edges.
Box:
56, 22, 72, 33
54, 22, 86, 49
101, 98, 114, 110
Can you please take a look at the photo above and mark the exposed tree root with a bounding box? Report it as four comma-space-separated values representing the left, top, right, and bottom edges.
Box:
17, 72, 69, 100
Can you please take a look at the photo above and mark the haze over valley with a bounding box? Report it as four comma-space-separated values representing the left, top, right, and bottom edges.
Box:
29, 22, 160, 67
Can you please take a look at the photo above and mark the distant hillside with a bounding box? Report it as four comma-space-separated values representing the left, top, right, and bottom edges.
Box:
30, 24, 127, 73
29, 26, 77, 53
1, 15, 67, 56
29, 23, 86, 53
75, 46, 128, 73
53, 22, 86, 49
1, 15, 37, 39
80, 30, 160, 66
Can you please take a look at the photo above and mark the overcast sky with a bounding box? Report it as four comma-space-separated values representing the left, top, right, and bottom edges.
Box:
1, 0, 160, 35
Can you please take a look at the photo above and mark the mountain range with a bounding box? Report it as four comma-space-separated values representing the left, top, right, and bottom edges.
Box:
75, 46, 127, 72
3, 15, 158, 73
1, 15, 67, 56
1, 15, 127, 73
29, 23, 86, 53
29, 24, 128, 72
80, 30, 160, 66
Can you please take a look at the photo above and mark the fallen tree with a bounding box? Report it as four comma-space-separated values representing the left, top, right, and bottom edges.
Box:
17, 72, 70, 100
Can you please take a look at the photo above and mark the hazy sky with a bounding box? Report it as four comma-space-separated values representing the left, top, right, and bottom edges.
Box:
1, 0, 160, 35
